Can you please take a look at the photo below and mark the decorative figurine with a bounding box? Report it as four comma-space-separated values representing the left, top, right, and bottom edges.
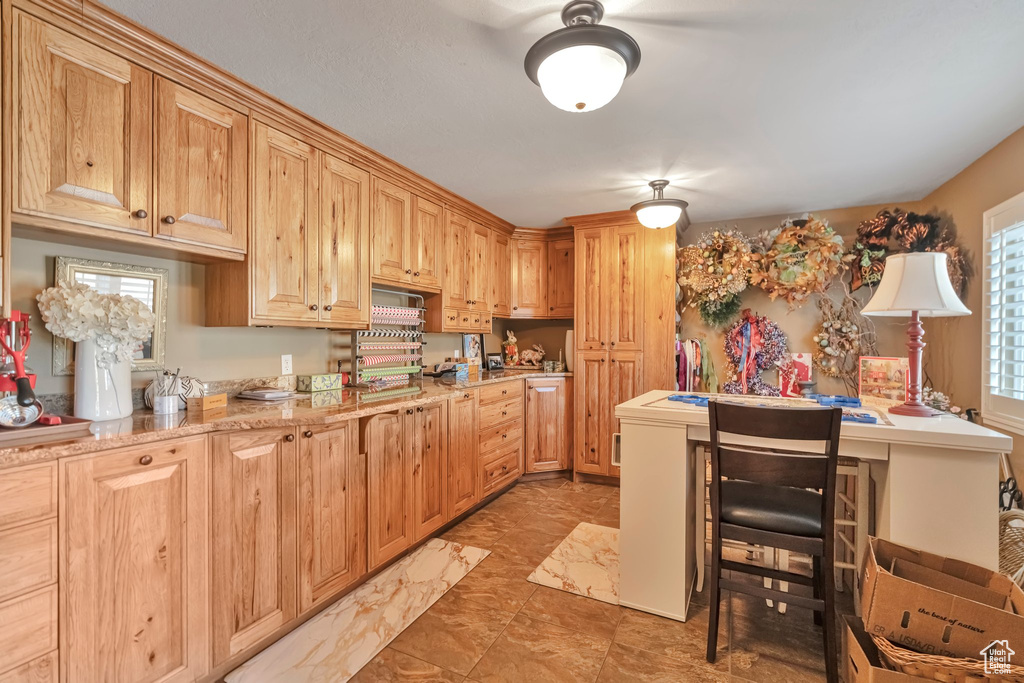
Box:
519, 344, 546, 367
503, 330, 519, 366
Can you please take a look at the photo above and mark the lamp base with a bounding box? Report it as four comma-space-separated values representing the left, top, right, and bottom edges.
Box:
889, 402, 941, 418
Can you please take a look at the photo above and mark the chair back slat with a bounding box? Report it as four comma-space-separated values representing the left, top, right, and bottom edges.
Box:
710, 401, 840, 442
718, 445, 829, 489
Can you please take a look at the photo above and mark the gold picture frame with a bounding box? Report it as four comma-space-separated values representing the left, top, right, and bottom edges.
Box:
51, 257, 169, 376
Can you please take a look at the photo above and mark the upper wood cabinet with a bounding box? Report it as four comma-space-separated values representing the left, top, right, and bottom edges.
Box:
512, 238, 547, 317
154, 77, 247, 253
61, 436, 209, 683
448, 391, 480, 518
547, 238, 575, 318
490, 231, 512, 317
370, 177, 442, 291
14, 10, 152, 236
297, 421, 366, 612
443, 211, 471, 309
607, 225, 645, 351
411, 197, 443, 289
525, 377, 573, 473
467, 222, 491, 312
575, 227, 606, 349
251, 123, 320, 322
411, 403, 449, 541
319, 154, 371, 327
210, 427, 297, 666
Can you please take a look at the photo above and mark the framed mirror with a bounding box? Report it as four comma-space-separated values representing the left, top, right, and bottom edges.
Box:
51, 257, 169, 376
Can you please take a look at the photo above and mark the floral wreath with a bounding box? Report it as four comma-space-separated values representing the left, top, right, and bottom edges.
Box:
677, 229, 753, 327
749, 215, 845, 308
812, 290, 877, 395
722, 309, 788, 396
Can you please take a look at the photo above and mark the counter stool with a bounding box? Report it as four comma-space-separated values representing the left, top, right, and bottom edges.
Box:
706, 400, 842, 683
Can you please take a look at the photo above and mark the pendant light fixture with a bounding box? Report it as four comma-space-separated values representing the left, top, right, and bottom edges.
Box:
524, 0, 641, 113
631, 180, 689, 229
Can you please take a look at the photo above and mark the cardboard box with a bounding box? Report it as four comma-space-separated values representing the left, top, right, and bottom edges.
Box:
186, 393, 227, 412
861, 537, 1024, 664
843, 615, 929, 682
297, 373, 348, 392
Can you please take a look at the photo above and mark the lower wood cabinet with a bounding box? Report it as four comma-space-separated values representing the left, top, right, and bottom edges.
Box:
210, 428, 297, 667
363, 411, 414, 570
297, 421, 366, 612
448, 391, 480, 518
60, 436, 209, 683
575, 350, 611, 476
411, 403, 449, 541
525, 377, 573, 472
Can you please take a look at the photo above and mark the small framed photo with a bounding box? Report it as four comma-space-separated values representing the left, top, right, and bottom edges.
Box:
462, 333, 484, 361
779, 353, 812, 398
486, 353, 504, 371
858, 356, 909, 408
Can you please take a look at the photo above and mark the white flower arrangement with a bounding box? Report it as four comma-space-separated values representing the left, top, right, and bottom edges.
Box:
37, 282, 156, 368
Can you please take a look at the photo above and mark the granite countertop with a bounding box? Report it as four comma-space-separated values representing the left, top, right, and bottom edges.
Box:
0, 371, 572, 470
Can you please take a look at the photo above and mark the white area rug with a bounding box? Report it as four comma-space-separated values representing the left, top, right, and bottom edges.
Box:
226, 538, 489, 683
528, 522, 619, 605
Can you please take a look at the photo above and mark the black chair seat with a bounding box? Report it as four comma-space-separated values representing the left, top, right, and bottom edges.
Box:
720, 480, 822, 537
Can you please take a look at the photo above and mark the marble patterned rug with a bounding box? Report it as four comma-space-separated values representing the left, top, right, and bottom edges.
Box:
226, 538, 489, 683
528, 522, 619, 605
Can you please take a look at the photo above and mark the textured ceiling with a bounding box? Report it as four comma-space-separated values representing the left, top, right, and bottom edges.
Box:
104, 0, 1024, 226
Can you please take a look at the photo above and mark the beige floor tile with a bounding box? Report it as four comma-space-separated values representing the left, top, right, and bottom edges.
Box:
480, 495, 536, 524
440, 509, 516, 548
519, 586, 623, 640
351, 647, 465, 682
558, 481, 618, 497
469, 614, 611, 683
614, 605, 729, 672
489, 527, 568, 567
543, 488, 609, 516
390, 594, 515, 676
514, 505, 589, 536
597, 642, 730, 682
449, 554, 539, 612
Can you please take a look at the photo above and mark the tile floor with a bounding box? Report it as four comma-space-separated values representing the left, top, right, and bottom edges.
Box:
352, 478, 846, 682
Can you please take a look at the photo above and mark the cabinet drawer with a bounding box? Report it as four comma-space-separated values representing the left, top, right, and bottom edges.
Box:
481, 446, 521, 496
0, 520, 57, 602
0, 585, 57, 674
479, 396, 522, 428
0, 463, 56, 529
479, 380, 523, 406
0, 650, 57, 683
442, 308, 465, 331
479, 418, 523, 454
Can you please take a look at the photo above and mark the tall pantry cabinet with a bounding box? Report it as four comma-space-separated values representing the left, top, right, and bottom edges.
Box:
570, 212, 676, 479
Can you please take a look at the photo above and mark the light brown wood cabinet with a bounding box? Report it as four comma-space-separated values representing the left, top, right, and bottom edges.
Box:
363, 411, 412, 570
443, 211, 471, 309
411, 197, 443, 289
468, 222, 491, 312
525, 377, 573, 472
607, 225, 645, 351
477, 381, 523, 496
297, 421, 366, 612
320, 154, 372, 327
411, 403, 449, 540
512, 239, 547, 317
210, 428, 297, 666
371, 177, 442, 291
430, 211, 492, 332
61, 436, 209, 683
490, 231, 513, 317
547, 238, 575, 318
448, 391, 480, 517
575, 227, 606, 350
574, 350, 610, 475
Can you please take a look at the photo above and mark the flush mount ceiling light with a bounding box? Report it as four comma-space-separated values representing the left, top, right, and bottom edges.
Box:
524, 0, 641, 113
631, 180, 689, 229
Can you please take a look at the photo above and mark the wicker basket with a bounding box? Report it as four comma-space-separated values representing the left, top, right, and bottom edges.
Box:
999, 509, 1024, 587
871, 634, 1024, 682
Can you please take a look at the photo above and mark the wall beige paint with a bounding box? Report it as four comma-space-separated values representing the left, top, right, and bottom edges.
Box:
683, 203, 919, 396
918, 124, 1024, 474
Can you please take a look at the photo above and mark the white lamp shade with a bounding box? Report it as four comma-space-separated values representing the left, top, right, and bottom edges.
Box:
537, 44, 627, 113
635, 203, 683, 229
861, 252, 970, 317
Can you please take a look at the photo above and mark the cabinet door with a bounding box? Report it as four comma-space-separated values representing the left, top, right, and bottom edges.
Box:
512, 239, 547, 317
609, 351, 643, 478
547, 238, 575, 318
320, 154, 371, 327
251, 123, 320, 322
489, 231, 512, 317
154, 77, 247, 252
448, 391, 480, 517
575, 228, 605, 349
298, 421, 366, 612
211, 428, 297, 665
608, 225, 645, 351
364, 412, 414, 570
444, 211, 471, 308
525, 378, 571, 472
468, 222, 491, 312
14, 11, 152, 234
62, 436, 209, 683
371, 177, 413, 283
575, 351, 609, 475
411, 196, 443, 288
411, 403, 448, 540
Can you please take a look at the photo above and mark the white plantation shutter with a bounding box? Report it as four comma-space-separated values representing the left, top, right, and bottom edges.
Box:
983, 191, 1024, 434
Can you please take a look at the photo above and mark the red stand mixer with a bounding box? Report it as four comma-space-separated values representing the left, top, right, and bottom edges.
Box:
0, 311, 42, 426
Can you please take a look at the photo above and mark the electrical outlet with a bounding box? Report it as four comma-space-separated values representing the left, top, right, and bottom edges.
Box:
281, 354, 293, 375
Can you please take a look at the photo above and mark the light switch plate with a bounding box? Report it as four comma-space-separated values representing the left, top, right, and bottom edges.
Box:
281, 354, 293, 375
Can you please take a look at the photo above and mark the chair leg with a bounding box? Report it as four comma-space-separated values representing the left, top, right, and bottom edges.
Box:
812, 555, 823, 627
821, 552, 839, 683
706, 535, 723, 663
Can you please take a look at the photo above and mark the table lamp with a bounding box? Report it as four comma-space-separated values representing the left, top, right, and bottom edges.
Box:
861, 252, 970, 417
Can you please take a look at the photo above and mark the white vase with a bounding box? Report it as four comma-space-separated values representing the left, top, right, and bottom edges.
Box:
74, 339, 133, 421
565, 330, 574, 372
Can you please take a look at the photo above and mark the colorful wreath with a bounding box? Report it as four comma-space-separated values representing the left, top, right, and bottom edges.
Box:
677, 229, 753, 326
812, 291, 878, 395
722, 309, 789, 396
749, 215, 845, 308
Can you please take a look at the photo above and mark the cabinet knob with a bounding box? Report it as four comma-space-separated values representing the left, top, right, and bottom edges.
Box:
304, 430, 313, 438
324, 305, 333, 311
139, 454, 153, 465
133, 209, 148, 219
590, 448, 596, 453
600, 341, 606, 346
162, 215, 175, 224
284, 433, 295, 442
493, 303, 498, 308
466, 299, 472, 304
406, 409, 414, 415
502, 433, 507, 439
406, 269, 412, 274
611, 359, 617, 363
501, 389, 507, 395
610, 341, 616, 347
513, 306, 519, 311
601, 358, 606, 363
502, 465, 508, 472
417, 406, 423, 412
464, 393, 470, 399
501, 410, 507, 416
550, 306, 554, 311
414, 271, 420, 277
310, 304, 318, 311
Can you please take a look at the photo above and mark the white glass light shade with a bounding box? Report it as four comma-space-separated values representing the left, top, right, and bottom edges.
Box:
536, 44, 627, 113
861, 252, 970, 318
635, 203, 683, 229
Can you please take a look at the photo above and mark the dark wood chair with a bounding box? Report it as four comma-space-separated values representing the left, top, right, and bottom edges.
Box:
705, 400, 842, 683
